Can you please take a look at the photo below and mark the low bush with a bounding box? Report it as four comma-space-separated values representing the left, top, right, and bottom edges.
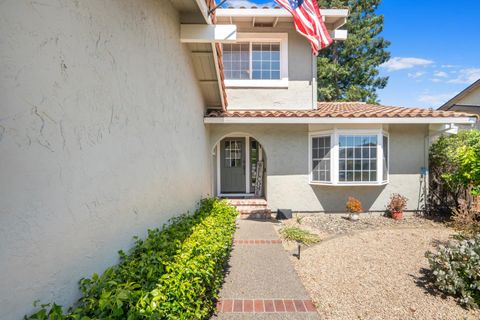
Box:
26, 198, 238, 320
449, 199, 480, 237
346, 197, 363, 214
279, 226, 320, 246
425, 234, 480, 308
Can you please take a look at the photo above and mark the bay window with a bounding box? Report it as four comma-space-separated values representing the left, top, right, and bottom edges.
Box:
309, 130, 389, 185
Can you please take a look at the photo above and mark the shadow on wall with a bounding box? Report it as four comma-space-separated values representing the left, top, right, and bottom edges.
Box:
310, 184, 387, 213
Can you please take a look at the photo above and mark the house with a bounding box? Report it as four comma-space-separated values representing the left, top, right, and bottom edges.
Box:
438, 79, 480, 129
0, 1, 476, 319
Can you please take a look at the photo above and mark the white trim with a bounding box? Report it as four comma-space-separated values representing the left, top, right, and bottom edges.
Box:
216, 143, 221, 196
245, 136, 250, 194
195, 0, 213, 24
309, 128, 390, 186
204, 117, 477, 125
216, 8, 349, 19
223, 33, 288, 88
180, 24, 237, 43
225, 79, 288, 88
218, 193, 256, 197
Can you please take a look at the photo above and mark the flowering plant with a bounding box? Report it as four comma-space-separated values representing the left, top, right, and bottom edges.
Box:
387, 193, 408, 212
346, 197, 363, 214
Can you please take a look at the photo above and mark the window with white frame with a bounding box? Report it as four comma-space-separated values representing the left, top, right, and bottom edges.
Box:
310, 130, 389, 185
222, 33, 288, 87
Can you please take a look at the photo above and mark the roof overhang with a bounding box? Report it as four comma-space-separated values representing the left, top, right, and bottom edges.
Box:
439, 79, 480, 110
204, 117, 477, 125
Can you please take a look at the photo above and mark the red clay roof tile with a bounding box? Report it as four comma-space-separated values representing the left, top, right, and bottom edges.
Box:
205, 102, 477, 118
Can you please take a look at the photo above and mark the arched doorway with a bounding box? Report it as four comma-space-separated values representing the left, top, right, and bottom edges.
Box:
213, 134, 266, 197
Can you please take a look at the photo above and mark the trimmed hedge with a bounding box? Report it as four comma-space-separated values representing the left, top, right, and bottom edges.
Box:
26, 198, 238, 319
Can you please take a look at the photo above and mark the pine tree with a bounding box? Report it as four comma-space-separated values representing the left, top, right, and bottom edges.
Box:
317, 0, 390, 103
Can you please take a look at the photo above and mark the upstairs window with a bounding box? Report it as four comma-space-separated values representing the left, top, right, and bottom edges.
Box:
222, 33, 288, 87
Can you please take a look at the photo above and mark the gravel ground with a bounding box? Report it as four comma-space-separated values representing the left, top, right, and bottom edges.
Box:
289, 225, 480, 320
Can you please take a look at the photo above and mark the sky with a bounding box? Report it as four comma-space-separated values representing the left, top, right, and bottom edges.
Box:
222, 0, 480, 108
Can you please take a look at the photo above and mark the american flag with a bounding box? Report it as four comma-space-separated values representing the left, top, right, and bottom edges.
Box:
275, 0, 333, 55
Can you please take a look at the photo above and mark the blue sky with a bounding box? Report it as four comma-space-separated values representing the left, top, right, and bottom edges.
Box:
222, 0, 480, 108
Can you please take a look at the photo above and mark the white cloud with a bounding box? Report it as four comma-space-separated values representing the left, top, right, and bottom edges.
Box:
434, 71, 448, 78
418, 92, 458, 106
430, 78, 442, 83
381, 57, 433, 71
408, 71, 425, 79
448, 68, 480, 84
441, 64, 459, 68
222, 0, 277, 8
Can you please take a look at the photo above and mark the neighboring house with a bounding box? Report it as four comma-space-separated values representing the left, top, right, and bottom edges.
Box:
0, 1, 476, 319
438, 79, 480, 129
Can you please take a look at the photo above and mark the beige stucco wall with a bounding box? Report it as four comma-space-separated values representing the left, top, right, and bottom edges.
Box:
0, 1, 211, 319
209, 124, 429, 212
224, 24, 315, 110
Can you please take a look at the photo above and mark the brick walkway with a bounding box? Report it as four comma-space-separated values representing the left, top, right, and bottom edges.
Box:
212, 219, 319, 319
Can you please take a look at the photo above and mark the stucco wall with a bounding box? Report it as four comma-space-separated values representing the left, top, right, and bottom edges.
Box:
224, 24, 315, 110
209, 124, 428, 212
0, 1, 210, 319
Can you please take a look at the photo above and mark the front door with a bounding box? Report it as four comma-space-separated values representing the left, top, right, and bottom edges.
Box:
221, 138, 246, 193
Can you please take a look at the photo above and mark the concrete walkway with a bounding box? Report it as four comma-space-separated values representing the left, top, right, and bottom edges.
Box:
213, 219, 320, 319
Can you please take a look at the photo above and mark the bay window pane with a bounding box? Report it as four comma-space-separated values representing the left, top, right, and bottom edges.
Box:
311, 136, 331, 182
338, 135, 378, 182
383, 135, 389, 181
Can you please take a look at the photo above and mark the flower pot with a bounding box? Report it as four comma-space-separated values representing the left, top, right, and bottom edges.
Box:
349, 213, 359, 221
391, 210, 403, 220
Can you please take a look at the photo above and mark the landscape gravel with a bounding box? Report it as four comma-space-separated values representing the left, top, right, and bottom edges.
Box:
281, 216, 480, 319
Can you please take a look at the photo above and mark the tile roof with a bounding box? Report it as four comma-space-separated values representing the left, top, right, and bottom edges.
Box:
205, 102, 477, 118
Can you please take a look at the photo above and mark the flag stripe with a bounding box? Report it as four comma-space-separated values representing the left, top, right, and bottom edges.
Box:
275, 0, 333, 54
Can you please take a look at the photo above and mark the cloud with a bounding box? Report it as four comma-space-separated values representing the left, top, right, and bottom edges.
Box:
441, 64, 459, 68
433, 71, 448, 78
418, 92, 458, 106
448, 68, 480, 84
381, 57, 433, 71
222, 0, 277, 8
430, 78, 442, 83
408, 71, 425, 79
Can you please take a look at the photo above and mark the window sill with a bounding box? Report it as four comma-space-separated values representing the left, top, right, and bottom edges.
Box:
225, 79, 288, 88
309, 181, 389, 186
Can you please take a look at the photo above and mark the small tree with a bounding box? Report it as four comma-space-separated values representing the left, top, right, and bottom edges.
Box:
429, 130, 480, 213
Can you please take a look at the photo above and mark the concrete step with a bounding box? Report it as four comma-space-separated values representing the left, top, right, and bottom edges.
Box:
227, 198, 267, 206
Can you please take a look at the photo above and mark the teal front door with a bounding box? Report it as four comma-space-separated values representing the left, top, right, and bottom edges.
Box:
221, 138, 246, 193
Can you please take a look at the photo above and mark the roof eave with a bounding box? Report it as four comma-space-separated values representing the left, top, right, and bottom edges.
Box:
438, 79, 480, 110
204, 117, 477, 125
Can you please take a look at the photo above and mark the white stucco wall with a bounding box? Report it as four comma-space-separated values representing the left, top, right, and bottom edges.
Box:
209, 124, 429, 212
0, 1, 211, 319
223, 24, 316, 110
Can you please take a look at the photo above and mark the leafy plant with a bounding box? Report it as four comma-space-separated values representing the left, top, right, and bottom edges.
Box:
429, 130, 480, 214
279, 226, 320, 246
449, 199, 480, 237
346, 197, 363, 214
425, 234, 480, 308
387, 193, 408, 212
25, 198, 238, 320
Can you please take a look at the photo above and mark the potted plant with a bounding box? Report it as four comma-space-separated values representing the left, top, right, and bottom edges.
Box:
387, 193, 408, 220
346, 197, 363, 221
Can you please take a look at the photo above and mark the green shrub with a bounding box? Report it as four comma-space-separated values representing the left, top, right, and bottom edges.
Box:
425, 234, 480, 308
279, 226, 320, 246
26, 198, 238, 320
